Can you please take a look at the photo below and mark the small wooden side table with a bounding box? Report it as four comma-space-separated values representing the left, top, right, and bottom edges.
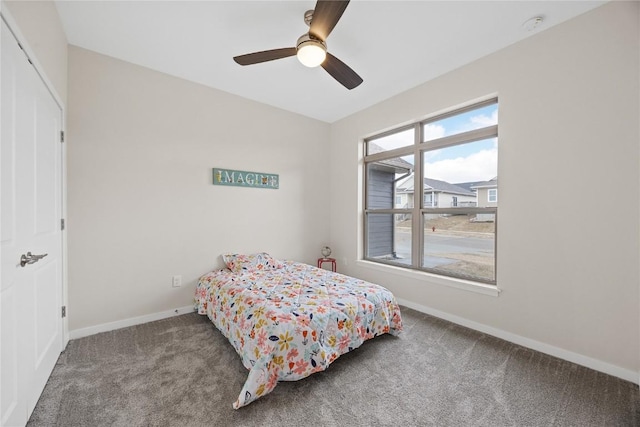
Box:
317, 257, 337, 272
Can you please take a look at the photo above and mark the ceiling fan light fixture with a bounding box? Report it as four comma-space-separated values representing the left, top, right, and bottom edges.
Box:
296, 35, 327, 68
233, 2, 362, 89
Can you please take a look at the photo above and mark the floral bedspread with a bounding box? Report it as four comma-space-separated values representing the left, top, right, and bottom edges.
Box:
194, 261, 403, 409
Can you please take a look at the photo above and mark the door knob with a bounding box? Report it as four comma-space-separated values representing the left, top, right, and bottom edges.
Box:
20, 252, 48, 267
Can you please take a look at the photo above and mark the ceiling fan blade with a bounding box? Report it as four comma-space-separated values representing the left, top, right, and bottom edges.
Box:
233, 47, 297, 66
309, 0, 350, 41
321, 53, 363, 90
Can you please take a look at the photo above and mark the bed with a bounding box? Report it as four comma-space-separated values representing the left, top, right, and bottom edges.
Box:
194, 252, 403, 409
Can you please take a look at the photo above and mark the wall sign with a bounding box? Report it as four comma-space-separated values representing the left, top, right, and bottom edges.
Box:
213, 168, 279, 189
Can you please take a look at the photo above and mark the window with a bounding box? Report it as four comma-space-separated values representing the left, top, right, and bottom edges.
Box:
364, 99, 498, 285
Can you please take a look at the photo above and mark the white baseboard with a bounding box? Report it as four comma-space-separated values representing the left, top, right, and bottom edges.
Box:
68, 305, 196, 340
396, 297, 639, 385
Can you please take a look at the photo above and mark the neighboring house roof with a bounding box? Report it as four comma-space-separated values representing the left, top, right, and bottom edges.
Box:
397, 174, 475, 196
368, 142, 413, 173
424, 178, 475, 196
454, 181, 486, 192
470, 176, 498, 190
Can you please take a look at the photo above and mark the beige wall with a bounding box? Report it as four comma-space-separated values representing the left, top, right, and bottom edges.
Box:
329, 1, 639, 376
3, 0, 67, 104
67, 47, 331, 330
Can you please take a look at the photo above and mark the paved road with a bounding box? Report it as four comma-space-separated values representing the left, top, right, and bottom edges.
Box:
394, 228, 493, 267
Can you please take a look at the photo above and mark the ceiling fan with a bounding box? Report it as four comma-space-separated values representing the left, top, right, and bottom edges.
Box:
233, 0, 363, 90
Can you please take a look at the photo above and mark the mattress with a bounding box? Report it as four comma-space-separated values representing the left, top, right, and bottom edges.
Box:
195, 258, 403, 408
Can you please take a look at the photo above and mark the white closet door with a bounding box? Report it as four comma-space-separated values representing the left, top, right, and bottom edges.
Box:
1, 19, 63, 427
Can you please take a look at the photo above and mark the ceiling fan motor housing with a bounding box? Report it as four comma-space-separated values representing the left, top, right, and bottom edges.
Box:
296, 34, 326, 51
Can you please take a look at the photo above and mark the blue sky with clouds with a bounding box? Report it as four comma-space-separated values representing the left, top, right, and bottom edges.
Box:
424, 103, 497, 183
373, 102, 498, 183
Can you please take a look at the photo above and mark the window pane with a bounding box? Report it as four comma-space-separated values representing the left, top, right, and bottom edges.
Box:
423, 213, 495, 282
367, 128, 414, 154
367, 213, 411, 264
366, 155, 414, 209
422, 138, 497, 208
423, 102, 497, 142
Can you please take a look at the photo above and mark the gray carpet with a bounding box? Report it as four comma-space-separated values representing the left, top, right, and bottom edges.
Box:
27, 307, 639, 426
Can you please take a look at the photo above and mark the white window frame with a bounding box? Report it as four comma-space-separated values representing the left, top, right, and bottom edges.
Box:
488, 188, 497, 203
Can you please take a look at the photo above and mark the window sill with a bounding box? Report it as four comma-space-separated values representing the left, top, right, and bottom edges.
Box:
356, 260, 501, 297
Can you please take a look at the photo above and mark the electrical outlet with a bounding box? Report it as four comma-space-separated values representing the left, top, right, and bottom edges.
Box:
342, 257, 348, 266
172, 275, 182, 287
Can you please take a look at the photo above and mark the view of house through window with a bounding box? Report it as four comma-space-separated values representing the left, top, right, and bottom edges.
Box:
364, 99, 498, 284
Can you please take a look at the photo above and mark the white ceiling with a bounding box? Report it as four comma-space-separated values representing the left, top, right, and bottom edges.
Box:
54, 1, 606, 123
